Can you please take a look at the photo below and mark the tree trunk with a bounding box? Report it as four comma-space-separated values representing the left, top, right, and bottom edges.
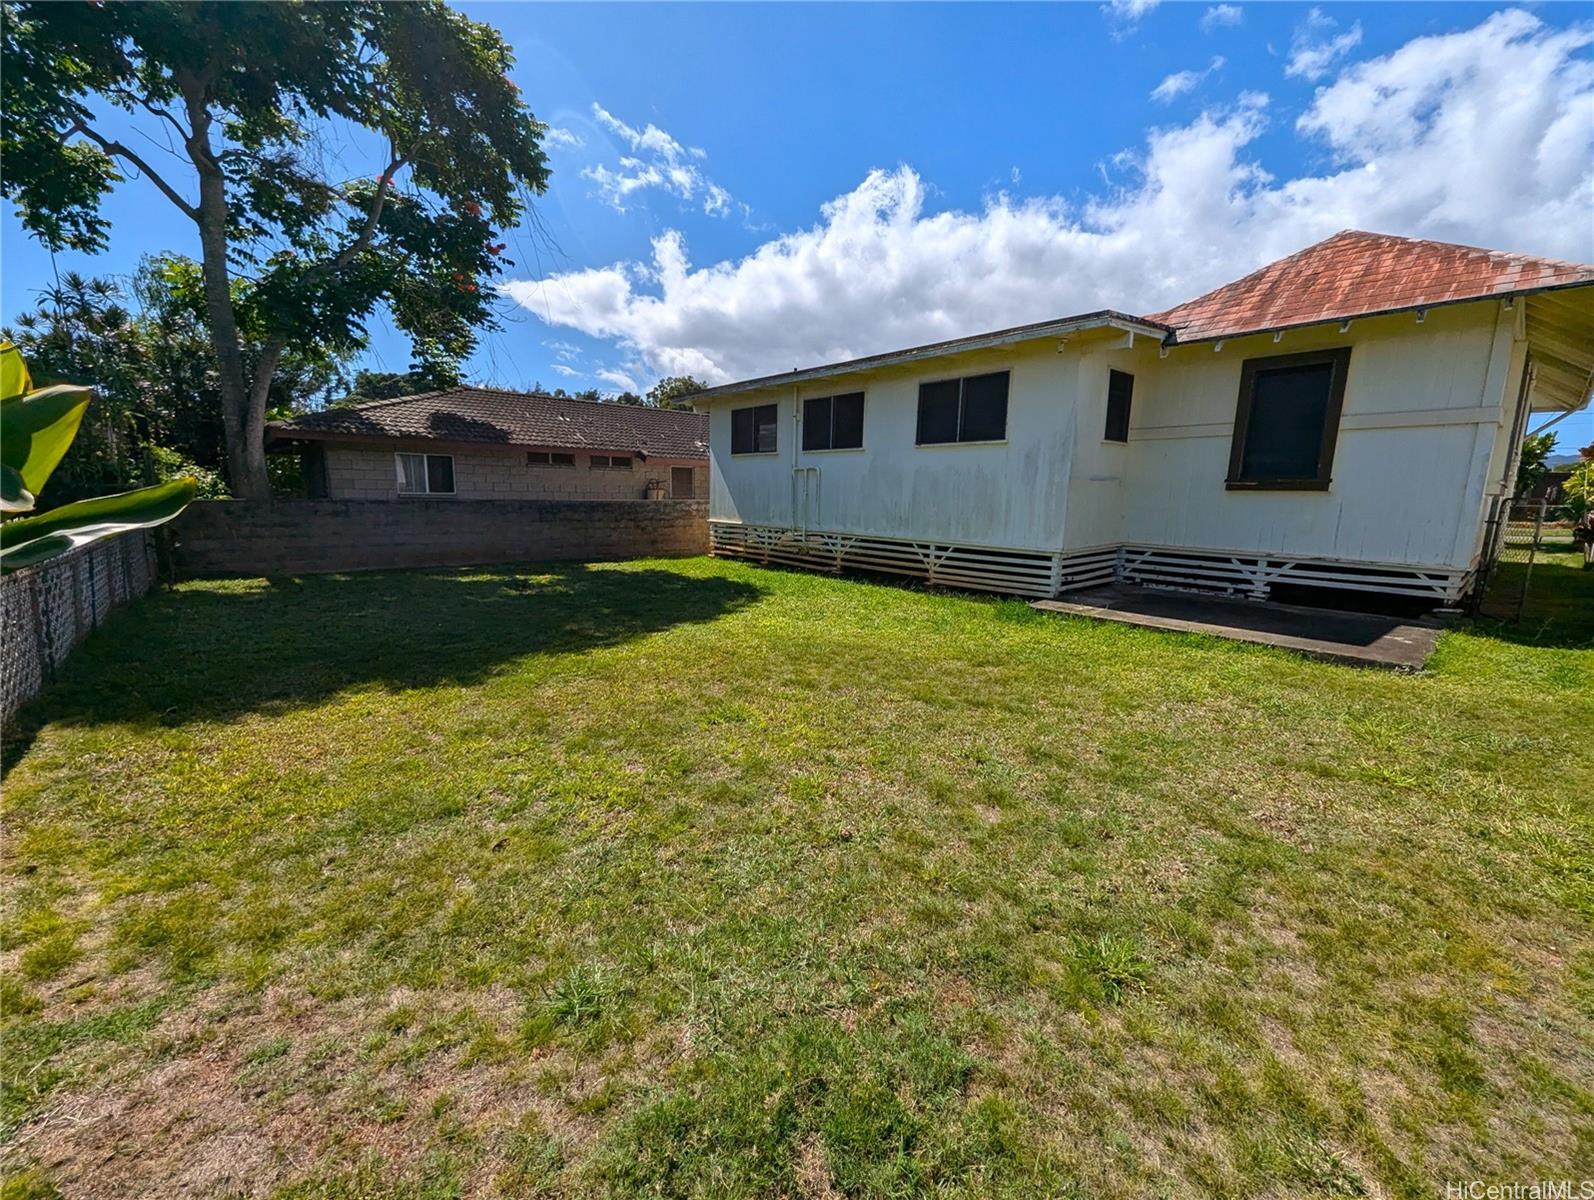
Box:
180, 76, 272, 501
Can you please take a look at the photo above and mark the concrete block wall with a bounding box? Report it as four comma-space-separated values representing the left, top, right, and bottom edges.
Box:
172, 499, 709, 577
324, 444, 706, 502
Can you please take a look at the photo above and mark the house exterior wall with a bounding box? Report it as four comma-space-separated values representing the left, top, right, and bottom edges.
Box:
706, 297, 1528, 582
708, 343, 1082, 553
320, 442, 707, 503
1107, 300, 1522, 569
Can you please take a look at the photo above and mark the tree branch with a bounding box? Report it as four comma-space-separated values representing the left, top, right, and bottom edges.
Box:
66, 120, 199, 221
308, 145, 408, 280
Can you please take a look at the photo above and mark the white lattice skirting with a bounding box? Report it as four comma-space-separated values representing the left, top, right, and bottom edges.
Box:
709, 522, 1473, 605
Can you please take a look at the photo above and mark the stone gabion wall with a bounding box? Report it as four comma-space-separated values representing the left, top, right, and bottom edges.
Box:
0, 530, 156, 724
171, 498, 710, 577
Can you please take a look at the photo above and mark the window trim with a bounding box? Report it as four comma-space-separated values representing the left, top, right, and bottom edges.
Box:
395, 451, 456, 496
527, 450, 576, 467
731, 402, 780, 456
802, 390, 867, 453
1226, 347, 1350, 492
914, 369, 1011, 447
1104, 369, 1133, 444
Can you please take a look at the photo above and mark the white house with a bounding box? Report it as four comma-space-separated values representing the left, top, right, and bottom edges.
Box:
692, 231, 1594, 607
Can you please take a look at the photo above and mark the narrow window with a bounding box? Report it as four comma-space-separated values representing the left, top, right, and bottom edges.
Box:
551, 452, 575, 466
671, 466, 695, 498
1227, 348, 1350, 489
590, 455, 609, 469
1105, 371, 1133, 443
802, 392, 866, 451
610, 455, 632, 470
527, 451, 550, 465
916, 371, 1009, 445
396, 452, 455, 495
731, 403, 778, 454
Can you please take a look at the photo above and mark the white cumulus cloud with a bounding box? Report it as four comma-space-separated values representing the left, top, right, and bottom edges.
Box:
1102, 0, 1161, 38
1152, 56, 1227, 102
1286, 8, 1364, 80
543, 127, 584, 150
504, 11, 1594, 386
582, 104, 738, 218
1202, 5, 1243, 32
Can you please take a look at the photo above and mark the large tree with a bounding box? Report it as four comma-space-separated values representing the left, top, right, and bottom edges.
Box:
3, 1, 550, 497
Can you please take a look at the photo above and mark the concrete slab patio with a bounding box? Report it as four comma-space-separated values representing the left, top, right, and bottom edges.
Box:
1030, 584, 1444, 670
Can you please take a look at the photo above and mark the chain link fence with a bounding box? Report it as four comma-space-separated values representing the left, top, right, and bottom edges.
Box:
1474, 495, 1547, 621
0, 530, 156, 724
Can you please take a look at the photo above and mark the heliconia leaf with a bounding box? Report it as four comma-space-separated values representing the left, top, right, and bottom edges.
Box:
1, 382, 93, 495
0, 341, 31, 402
1, 463, 35, 513
0, 477, 196, 574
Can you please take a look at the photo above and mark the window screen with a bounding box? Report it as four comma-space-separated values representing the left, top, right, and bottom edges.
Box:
802, 392, 865, 450
732, 403, 779, 454
424, 454, 454, 493
916, 372, 1009, 444
1228, 349, 1350, 488
916, 379, 961, 444
1105, 370, 1133, 443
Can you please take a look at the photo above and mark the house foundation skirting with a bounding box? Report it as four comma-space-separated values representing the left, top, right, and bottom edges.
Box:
709, 522, 1474, 605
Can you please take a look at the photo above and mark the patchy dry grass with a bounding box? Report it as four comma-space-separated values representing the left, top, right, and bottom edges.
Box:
1, 550, 1590, 1198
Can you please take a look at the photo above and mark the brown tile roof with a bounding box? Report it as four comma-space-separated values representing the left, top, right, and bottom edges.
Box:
269, 387, 708, 460
1147, 229, 1594, 343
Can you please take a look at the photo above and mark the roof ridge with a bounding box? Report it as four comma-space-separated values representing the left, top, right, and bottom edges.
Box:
442, 384, 705, 420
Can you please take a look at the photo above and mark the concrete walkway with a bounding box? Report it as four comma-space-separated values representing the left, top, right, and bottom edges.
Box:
1030, 585, 1443, 670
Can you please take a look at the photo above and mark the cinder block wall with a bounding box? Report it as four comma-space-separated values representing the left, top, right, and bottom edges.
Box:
173, 499, 710, 577
324, 444, 707, 502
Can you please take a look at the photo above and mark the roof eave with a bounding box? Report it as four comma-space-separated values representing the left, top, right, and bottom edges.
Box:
1164, 278, 1594, 347
690, 311, 1172, 402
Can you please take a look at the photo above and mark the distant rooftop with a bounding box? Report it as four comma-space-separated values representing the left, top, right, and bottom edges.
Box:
269, 387, 708, 460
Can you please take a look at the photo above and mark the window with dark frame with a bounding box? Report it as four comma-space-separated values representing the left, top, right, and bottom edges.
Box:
1227, 347, 1351, 490
915, 371, 1009, 445
395, 451, 455, 495
527, 451, 576, 467
731, 403, 779, 454
802, 392, 865, 451
590, 455, 633, 470
1104, 370, 1133, 443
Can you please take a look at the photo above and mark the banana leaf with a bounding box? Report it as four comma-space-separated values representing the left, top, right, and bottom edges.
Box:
0, 341, 30, 400
1, 381, 93, 500
0, 477, 196, 574
2, 463, 32, 514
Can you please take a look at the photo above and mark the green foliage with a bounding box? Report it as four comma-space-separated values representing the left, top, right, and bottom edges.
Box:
0, 341, 194, 573
1517, 430, 1558, 494
3, 262, 348, 504
646, 375, 707, 410
338, 367, 460, 407
2, 1, 554, 487
1561, 460, 1594, 523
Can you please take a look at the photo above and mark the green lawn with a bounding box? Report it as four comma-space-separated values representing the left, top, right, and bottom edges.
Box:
1, 549, 1591, 1198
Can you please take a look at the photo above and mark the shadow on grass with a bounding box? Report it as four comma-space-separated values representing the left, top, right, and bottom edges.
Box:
1471, 544, 1594, 650
3, 562, 763, 771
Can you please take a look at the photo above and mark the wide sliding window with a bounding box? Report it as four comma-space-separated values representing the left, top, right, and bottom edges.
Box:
1227, 348, 1350, 490
527, 451, 575, 467
1105, 370, 1133, 443
590, 454, 632, 469
802, 392, 865, 451
395, 452, 454, 495
916, 371, 1009, 445
731, 403, 779, 454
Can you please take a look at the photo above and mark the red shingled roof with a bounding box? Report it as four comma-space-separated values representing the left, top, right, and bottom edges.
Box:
1146, 230, 1594, 343
269, 387, 708, 460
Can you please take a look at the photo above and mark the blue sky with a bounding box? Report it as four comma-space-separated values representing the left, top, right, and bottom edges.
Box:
3, 2, 1592, 448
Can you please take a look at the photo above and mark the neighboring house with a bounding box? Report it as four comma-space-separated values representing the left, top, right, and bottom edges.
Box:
268, 387, 708, 501
692, 231, 1594, 607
